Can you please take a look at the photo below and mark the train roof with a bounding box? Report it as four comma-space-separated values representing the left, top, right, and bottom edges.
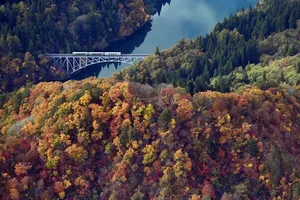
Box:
72, 52, 121, 53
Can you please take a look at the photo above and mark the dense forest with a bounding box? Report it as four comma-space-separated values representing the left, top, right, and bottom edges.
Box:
115, 0, 300, 94
0, 79, 300, 199
0, 0, 170, 93
0, 0, 300, 199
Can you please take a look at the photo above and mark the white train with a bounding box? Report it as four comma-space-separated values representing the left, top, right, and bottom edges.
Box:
72, 52, 121, 56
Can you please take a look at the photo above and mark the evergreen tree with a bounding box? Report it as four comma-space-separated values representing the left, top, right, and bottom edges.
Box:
194, 75, 207, 93
295, 60, 300, 73
280, 70, 285, 82
0, 34, 6, 51
287, 45, 297, 56
155, 47, 161, 56
262, 71, 267, 82
7, 35, 21, 54
159, 108, 172, 131
267, 144, 283, 186
289, 10, 297, 29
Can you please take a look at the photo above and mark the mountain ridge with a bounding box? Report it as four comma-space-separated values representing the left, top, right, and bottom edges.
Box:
0, 0, 300, 199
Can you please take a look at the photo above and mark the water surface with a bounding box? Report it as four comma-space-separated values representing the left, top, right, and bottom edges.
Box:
73, 0, 258, 79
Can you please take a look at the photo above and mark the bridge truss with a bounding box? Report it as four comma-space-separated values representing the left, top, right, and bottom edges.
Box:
45, 54, 149, 75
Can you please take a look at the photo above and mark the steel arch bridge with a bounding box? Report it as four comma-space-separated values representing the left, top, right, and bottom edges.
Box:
45, 54, 149, 75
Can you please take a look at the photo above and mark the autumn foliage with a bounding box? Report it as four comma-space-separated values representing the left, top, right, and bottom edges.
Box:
0, 79, 300, 199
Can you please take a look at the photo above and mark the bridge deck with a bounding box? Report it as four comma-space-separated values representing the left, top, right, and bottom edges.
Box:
45, 53, 149, 75
45, 54, 150, 57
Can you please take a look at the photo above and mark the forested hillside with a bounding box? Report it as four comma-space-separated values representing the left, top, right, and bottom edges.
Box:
115, 0, 300, 94
1, 0, 300, 199
1, 79, 300, 199
0, 0, 170, 93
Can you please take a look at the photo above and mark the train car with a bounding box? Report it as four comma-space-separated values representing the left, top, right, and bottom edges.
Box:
89, 52, 105, 55
104, 52, 121, 56
72, 52, 102, 55
72, 52, 88, 55
72, 52, 121, 56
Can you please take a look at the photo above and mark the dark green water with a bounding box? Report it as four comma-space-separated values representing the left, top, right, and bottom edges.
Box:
73, 0, 258, 79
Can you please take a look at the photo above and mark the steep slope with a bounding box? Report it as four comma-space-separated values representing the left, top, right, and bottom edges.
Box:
1, 0, 300, 199
0, 0, 170, 93
210, 54, 300, 92
0, 80, 300, 199
114, 0, 300, 94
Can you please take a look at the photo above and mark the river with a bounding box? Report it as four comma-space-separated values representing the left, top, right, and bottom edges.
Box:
73, 0, 258, 79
